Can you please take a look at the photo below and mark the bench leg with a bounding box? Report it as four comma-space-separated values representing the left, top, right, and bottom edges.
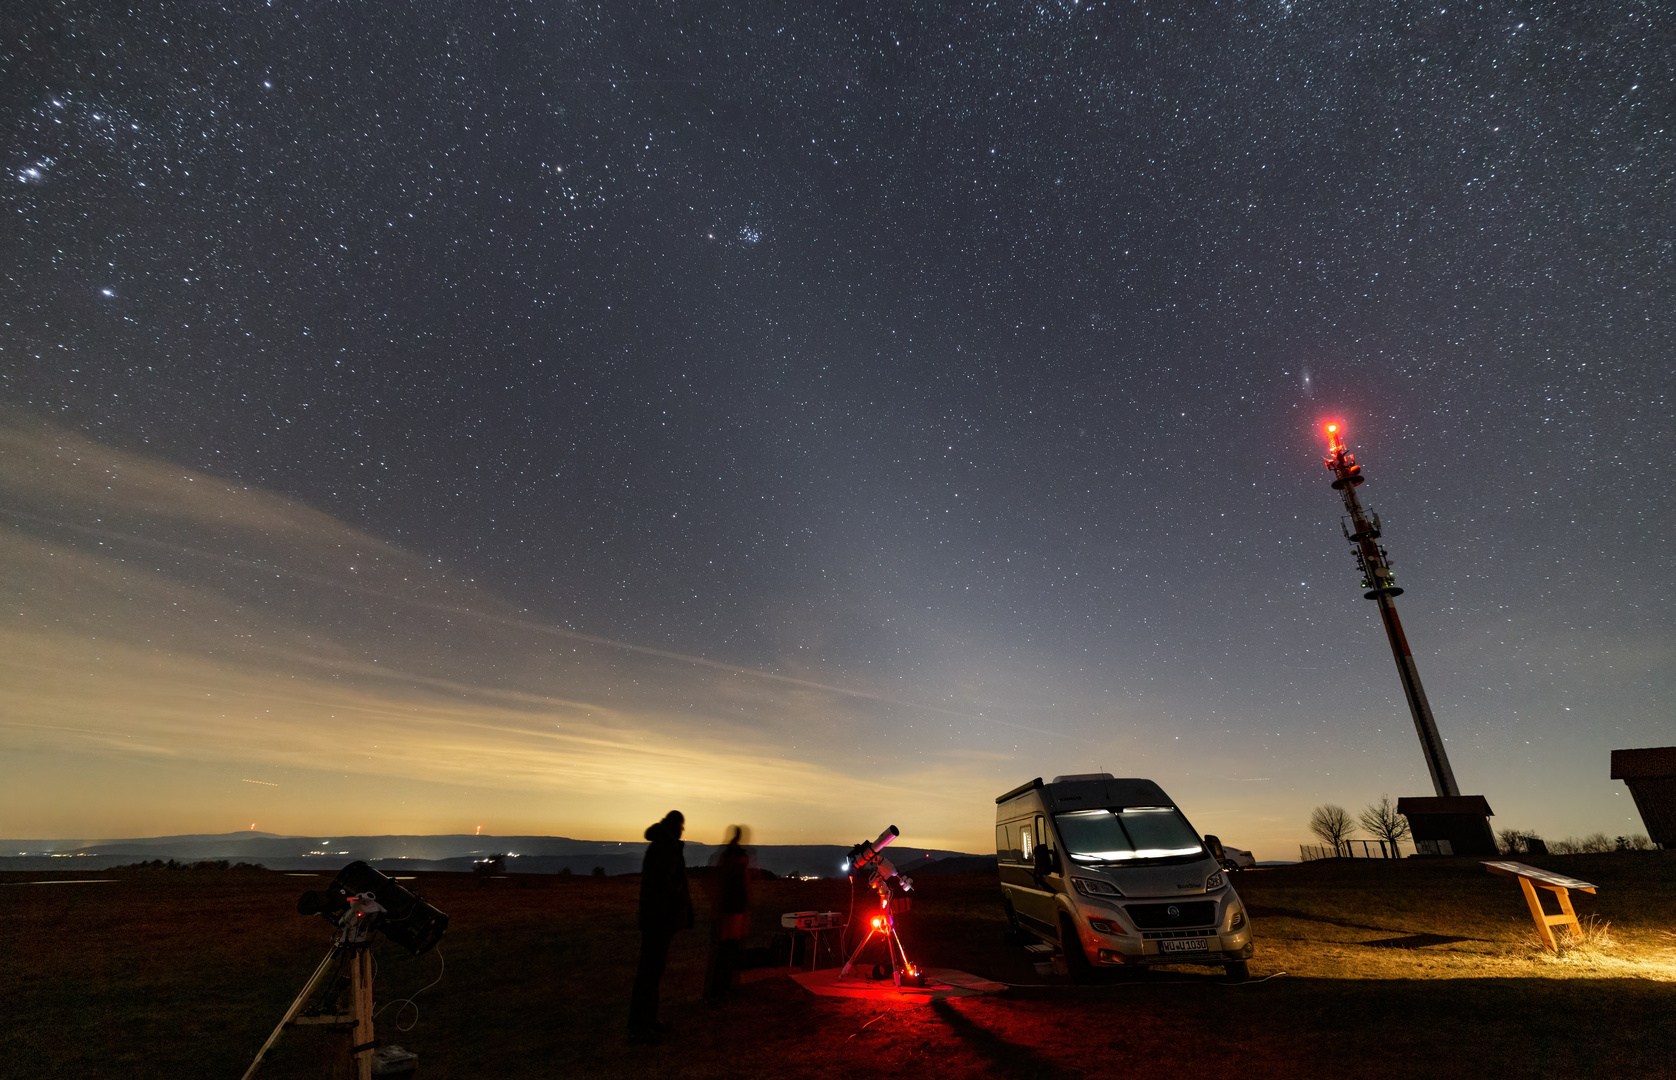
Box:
1547, 885, 1584, 942
1518, 876, 1557, 951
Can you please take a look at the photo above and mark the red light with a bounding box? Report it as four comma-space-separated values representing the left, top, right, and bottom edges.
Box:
871, 916, 883, 929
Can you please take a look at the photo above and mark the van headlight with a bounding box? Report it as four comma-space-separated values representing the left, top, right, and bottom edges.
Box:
1228, 907, 1246, 932
1205, 871, 1224, 891
1072, 877, 1123, 898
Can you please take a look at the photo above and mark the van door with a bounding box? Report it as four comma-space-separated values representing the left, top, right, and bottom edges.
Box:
1011, 814, 1060, 936
999, 816, 1043, 938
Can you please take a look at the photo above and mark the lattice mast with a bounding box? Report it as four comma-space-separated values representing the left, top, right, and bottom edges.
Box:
1322, 423, 1460, 798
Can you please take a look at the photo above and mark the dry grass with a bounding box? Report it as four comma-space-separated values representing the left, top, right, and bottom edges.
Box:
1516, 914, 1633, 975
4, 852, 1676, 1079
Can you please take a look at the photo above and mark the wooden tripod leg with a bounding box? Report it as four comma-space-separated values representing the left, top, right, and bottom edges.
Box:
1517, 876, 1557, 951
352, 948, 376, 1080
242, 946, 342, 1080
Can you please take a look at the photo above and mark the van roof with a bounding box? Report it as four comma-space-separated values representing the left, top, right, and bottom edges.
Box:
995, 776, 1173, 809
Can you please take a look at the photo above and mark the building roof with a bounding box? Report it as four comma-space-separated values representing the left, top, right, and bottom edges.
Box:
1611, 747, 1676, 779
1396, 795, 1494, 817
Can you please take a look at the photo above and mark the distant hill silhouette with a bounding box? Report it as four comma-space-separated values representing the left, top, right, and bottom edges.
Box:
0, 831, 983, 879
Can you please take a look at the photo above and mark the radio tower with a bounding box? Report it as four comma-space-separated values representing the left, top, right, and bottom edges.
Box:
1321, 423, 1460, 798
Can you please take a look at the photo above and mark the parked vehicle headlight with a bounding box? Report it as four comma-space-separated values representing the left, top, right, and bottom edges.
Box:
1205, 871, 1224, 891
1228, 907, 1246, 932
1072, 876, 1123, 897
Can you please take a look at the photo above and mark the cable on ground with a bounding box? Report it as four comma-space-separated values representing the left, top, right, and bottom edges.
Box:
373, 945, 446, 1032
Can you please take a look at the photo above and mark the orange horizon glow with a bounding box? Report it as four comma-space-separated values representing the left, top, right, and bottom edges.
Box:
3, 419, 1645, 864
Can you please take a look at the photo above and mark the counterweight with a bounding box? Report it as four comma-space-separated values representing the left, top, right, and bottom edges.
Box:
1322, 424, 1460, 798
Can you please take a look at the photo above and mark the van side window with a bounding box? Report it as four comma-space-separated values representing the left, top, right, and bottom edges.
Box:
995, 824, 1010, 860
1035, 815, 1050, 853
1019, 825, 1034, 861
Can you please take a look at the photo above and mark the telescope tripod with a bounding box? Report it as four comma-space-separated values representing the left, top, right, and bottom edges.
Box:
839, 896, 922, 987
242, 941, 377, 1080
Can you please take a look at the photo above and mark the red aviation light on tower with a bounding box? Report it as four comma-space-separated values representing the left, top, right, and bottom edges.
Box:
1321, 420, 1362, 487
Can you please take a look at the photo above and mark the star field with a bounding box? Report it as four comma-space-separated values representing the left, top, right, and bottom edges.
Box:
1, 2, 1672, 852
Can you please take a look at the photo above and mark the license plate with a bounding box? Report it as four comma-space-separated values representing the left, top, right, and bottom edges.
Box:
1159, 938, 1208, 953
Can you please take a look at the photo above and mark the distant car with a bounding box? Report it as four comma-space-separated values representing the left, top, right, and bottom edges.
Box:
1218, 845, 1256, 871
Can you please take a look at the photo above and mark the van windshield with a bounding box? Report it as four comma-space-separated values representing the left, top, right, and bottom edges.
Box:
1053, 807, 1204, 863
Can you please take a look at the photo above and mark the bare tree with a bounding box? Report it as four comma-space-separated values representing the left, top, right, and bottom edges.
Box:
1308, 804, 1356, 855
1358, 795, 1412, 857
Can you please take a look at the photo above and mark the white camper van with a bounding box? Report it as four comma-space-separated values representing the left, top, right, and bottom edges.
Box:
996, 774, 1253, 980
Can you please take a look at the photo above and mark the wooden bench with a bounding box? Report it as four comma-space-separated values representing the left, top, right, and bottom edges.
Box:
1483, 860, 1596, 951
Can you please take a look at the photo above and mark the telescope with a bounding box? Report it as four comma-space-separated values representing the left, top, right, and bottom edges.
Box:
297, 860, 448, 955
246, 863, 448, 1080
840, 826, 923, 988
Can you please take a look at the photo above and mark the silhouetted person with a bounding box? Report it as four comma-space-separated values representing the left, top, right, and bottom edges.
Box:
703, 825, 752, 1004
627, 810, 691, 1043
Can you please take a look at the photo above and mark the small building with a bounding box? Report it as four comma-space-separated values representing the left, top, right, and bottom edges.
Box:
1610, 746, 1676, 849
1397, 795, 1496, 857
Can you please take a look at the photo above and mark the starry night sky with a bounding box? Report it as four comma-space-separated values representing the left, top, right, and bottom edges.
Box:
2, 2, 1672, 856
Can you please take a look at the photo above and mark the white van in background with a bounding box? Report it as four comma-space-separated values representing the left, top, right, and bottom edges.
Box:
996, 774, 1254, 980
1218, 844, 1257, 871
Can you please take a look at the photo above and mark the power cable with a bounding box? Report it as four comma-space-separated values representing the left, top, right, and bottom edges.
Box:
373, 946, 446, 1033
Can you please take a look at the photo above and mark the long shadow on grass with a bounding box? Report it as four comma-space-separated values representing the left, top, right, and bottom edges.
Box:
1246, 904, 1494, 942
1360, 933, 1472, 949
930, 997, 1078, 1080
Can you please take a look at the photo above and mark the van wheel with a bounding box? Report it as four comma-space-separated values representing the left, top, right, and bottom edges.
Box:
1223, 960, 1250, 982
1058, 914, 1094, 983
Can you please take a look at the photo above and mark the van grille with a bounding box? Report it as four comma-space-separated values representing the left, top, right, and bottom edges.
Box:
1142, 928, 1215, 941
1123, 901, 1216, 929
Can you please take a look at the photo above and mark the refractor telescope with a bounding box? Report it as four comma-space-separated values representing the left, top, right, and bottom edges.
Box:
845, 826, 911, 896
840, 826, 923, 987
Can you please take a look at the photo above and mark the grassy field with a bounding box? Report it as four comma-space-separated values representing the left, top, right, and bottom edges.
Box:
3, 853, 1674, 1079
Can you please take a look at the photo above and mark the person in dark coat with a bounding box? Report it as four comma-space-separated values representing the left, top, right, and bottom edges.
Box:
627, 810, 692, 1042
703, 825, 752, 1005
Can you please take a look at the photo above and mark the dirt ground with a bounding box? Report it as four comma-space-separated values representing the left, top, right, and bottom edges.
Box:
3, 853, 1674, 1079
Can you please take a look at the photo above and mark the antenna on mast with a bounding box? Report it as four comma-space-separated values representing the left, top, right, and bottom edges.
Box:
1320, 422, 1457, 797
1315, 421, 1498, 856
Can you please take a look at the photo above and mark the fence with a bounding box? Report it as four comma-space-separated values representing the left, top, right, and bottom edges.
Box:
1298, 838, 1412, 861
